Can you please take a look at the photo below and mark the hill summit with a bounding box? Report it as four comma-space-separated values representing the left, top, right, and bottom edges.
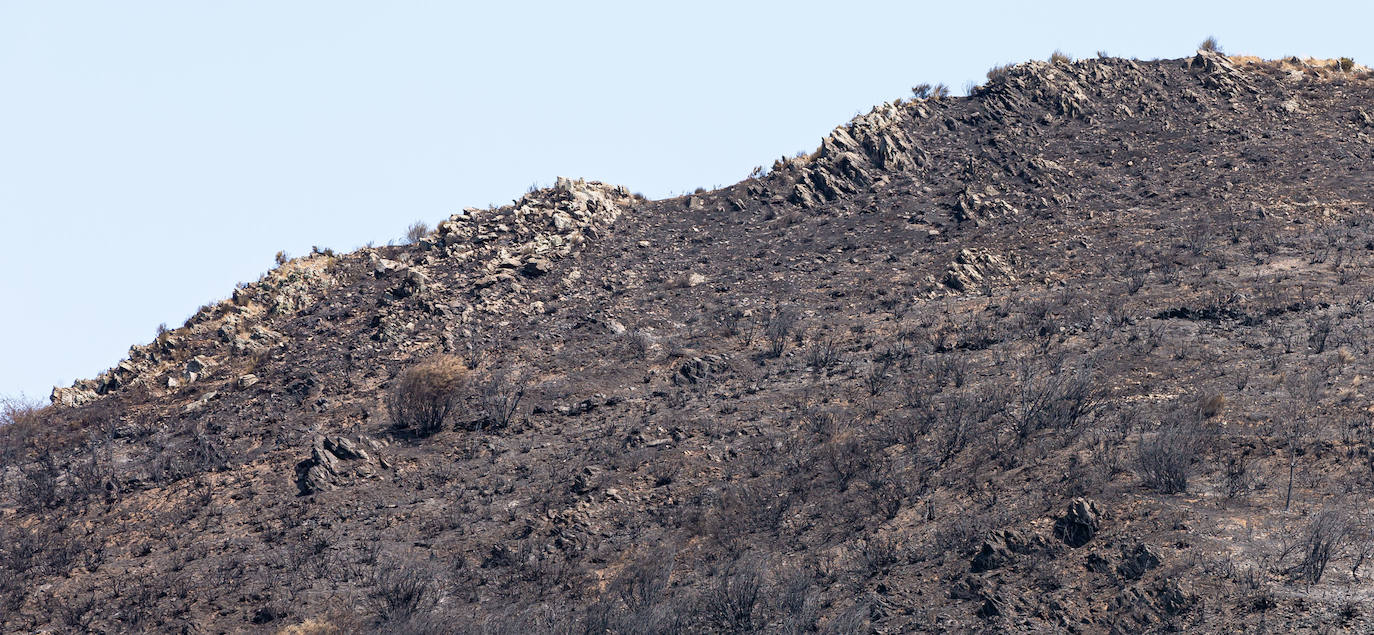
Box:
8, 49, 1374, 632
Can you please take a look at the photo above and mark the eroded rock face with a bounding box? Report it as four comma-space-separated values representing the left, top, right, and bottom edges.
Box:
294, 435, 389, 496
970, 528, 1049, 573
787, 101, 929, 208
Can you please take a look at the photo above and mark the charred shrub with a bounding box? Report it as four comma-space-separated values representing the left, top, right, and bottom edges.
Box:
1290, 510, 1352, 584
388, 356, 468, 435
370, 559, 442, 625
473, 372, 525, 431
764, 307, 800, 358
1134, 424, 1195, 494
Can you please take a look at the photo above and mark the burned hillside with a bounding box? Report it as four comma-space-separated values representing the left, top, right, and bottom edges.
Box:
6, 49, 1374, 633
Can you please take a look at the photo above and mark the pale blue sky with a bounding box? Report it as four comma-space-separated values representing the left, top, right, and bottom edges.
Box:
3, 1, 1371, 402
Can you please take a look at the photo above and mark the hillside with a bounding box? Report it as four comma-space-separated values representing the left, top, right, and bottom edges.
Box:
6, 49, 1374, 633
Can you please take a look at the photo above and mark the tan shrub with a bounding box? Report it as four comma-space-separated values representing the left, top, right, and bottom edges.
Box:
388, 355, 468, 435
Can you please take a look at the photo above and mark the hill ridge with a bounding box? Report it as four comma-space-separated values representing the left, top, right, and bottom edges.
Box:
10, 50, 1374, 632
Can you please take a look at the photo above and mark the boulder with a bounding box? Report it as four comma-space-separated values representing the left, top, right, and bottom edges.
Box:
970, 529, 1048, 573
673, 354, 730, 386
295, 435, 387, 496
1116, 542, 1162, 580
520, 259, 553, 277
1053, 497, 1102, 547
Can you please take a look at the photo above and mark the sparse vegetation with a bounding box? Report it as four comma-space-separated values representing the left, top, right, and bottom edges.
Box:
1200, 36, 1221, 53
405, 221, 430, 244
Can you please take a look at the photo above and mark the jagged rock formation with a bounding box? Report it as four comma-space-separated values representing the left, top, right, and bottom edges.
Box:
295, 435, 389, 495
9, 51, 1374, 633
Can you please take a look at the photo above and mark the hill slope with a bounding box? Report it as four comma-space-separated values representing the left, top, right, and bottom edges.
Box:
7, 50, 1374, 632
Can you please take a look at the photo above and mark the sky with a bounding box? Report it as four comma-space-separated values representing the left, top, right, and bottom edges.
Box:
3, 1, 1373, 402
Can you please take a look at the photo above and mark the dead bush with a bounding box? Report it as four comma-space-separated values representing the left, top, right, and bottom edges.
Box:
1289, 510, 1353, 585
405, 221, 430, 244
473, 373, 525, 431
1135, 424, 1194, 494
388, 356, 468, 435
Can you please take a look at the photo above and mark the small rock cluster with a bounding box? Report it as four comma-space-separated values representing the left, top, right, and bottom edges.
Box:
942, 248, 1017, 292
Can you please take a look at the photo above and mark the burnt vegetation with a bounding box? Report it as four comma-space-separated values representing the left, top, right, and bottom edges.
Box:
6, 48, 1374, 632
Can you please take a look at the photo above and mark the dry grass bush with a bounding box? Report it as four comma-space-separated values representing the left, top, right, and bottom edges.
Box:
1198, 392, 1227, 419
405, 221, 429, 245
388, 356, 468, 435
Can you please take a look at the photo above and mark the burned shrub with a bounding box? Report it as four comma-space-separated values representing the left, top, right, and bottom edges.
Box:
473, 373, 525, 431
370, 559, 442, 624
764, 307, 800, 358
1134, 424, 1195, 494
805, 335, 843, 371
1290, 510, 1352, 585
388, 355, 468, 435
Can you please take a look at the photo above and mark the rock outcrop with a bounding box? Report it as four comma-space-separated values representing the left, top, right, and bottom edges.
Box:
295, 435, 389, 495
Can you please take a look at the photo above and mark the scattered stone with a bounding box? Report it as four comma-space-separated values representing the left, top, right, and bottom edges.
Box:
237, 374, 259, 389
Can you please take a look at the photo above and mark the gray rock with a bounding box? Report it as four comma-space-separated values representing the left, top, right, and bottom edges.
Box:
186, 355, 214, 376
521, 259, 553, 277
1117, 542, 1161, 580
50, 386, 99, 408
970, 529, 1046, 573
1054, 497, 1102, 547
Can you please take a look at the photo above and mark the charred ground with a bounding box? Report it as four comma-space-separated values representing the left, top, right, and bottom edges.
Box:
6, 50, 1374, 633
